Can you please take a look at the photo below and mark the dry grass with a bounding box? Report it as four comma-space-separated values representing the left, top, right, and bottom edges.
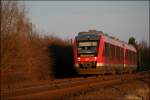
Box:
1, 33, 75, 86
61, 78, 150, 100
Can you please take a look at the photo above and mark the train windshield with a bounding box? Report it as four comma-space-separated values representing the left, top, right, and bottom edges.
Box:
78, 41, 99, 56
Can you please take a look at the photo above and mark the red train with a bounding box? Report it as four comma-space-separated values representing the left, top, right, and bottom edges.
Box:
73, 30, 137, 74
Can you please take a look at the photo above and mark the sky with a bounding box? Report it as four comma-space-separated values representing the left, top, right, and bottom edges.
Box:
23, 1, 149, 44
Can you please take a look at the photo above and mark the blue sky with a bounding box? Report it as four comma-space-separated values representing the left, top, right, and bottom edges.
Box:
23, 1, 149, 44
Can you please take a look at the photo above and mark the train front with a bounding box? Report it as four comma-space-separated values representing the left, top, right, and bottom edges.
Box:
73, 31, 101, 74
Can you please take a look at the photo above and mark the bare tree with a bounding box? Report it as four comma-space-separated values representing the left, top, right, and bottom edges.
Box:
1, 1, 18, 34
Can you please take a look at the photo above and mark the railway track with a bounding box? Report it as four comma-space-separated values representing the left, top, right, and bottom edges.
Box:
1, 71, 149, 100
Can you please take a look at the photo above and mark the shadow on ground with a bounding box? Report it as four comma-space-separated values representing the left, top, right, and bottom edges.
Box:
48, 44, 77, 79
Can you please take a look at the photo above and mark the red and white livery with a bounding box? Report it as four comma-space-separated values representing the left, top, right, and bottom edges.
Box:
73, 30, 137, 74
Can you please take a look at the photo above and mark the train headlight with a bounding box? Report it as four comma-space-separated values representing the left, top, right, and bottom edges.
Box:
75, 64, 79, 68
78, 57, 80, 61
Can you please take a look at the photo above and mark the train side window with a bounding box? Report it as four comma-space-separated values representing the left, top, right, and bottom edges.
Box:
103, 42, 106, 56
116, 47, 118, 61
103, 43, 105, 56
110, 44, 115, 60
119, 47, 121, 61
121, 48, 123, 62
119, 47, 123, 62
104, 42, 109, 57
108, 43, 111, 57
120, 48, 122, 62
109, 43, 112, 59
113, 45, 115, 60
112, 45, 114, 60
116, 46, 120, 61
109, 44, 112, 59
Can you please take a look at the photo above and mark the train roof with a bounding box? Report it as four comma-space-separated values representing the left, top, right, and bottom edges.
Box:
76, 32, 100, 41
103, 34, 136, 52
75, 30, 136, 52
